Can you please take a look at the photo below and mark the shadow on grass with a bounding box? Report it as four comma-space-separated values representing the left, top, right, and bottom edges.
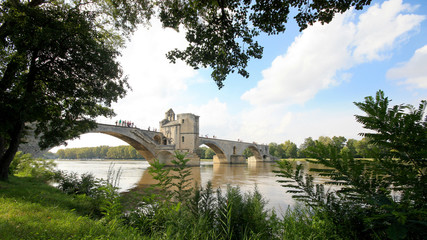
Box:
0, 175, 96, 217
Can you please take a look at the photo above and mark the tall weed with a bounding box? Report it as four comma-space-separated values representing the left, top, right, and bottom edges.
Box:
54, 163, 123, 221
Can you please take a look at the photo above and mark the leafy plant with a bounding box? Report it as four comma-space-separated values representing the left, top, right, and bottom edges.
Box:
97, 164, 123, 222
275, 90, 427, 239
54, 164, 123, 221
54, 171, 98, 196
9, 151, 56, 180
124, 152, 280, 239
170, 151, 194, 203
147, 158, 173, 202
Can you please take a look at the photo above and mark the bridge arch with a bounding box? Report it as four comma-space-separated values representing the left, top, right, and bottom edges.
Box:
241, 145, 263, 161
92, 130, 156, 161
198, 140, 228, 163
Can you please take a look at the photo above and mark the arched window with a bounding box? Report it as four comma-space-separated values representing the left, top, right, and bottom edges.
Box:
182, 136, 185, 142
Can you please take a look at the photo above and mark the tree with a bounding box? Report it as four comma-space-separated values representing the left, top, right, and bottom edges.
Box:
158, 0, 373, 88
298, 137, 315, 158
331, 136, 346, 151
355, 137, 375, 158
106, 147, 120, 159
317, 136, 333, 146
0, 0, 150, 180
195, 146, 207, 159
277, 143, 286, 159
282, 140, 297, 158
243, 148, 254, 158
204, 148, 216, 159
275, 90, 427, 239
268, 142, 278, 157
345, 138, 358, 157
56, 149, 65, 159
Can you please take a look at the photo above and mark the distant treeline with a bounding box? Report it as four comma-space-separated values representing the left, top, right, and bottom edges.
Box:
269, 136, 375, 159
56, 145, 144, 159
55, 136, 374, 160
56, 145, 253, 160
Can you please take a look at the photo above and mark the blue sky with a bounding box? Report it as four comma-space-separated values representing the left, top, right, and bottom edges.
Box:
52, 0, 427, 151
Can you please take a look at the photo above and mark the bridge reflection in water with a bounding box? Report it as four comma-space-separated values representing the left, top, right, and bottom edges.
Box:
55, 159, 333, 212
128, 159, 334, 211
126, 161, 293, 212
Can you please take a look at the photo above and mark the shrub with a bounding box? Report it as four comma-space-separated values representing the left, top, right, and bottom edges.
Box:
275, 90, 427, 239
124, 151, 280, 239
9, 151, 56, 180
54, 164, 123, 220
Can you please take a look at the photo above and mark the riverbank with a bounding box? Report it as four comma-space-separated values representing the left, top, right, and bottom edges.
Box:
1, 172, 342, 240
0, 176, 141, 240
1, 153, 351, 239
0, 174, 334, 240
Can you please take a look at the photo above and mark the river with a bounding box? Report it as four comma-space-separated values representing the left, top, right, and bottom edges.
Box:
54, 159, 332, 213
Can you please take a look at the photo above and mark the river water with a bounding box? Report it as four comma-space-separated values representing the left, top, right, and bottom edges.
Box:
54, 159, 331, 213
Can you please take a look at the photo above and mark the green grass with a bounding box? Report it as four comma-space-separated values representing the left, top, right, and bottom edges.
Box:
0, 176, 142, 240
0, 155, 350, 240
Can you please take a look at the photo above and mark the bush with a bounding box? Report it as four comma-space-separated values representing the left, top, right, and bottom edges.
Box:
54, 165, 123, 220
276, 90, 427, 239
54, 171, 99, 196
9, 151, 56, 180
123, 152, 282, 239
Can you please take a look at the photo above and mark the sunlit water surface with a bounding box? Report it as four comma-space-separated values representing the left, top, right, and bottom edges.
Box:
55, 160, 331, 213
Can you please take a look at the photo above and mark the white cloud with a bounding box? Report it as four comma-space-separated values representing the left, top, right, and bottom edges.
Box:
280, 109, 365, 145
97, 19, 198, 128
241, 13, 355, 106
233, 104, 365, 146
241, 0, 425, 107
54, 19, 200, 150
185, 98, 236, 139
236, 0, 425, 146
236, 105, 293, 144
353, 0, 425, 62
387, 44, 427, 88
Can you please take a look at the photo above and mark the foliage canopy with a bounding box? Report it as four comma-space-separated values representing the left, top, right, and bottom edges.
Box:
158, 0, 372, 88
0, 0, 151, 180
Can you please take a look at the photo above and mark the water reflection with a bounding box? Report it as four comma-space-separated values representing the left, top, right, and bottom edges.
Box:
55, 159, 334, 213
126, 161, 293, 211
133, 166, 202, 190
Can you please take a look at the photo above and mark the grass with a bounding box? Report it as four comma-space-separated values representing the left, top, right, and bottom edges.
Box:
0, 176, 142, 240
0, 174, 344, 240
0, 152, 348, 240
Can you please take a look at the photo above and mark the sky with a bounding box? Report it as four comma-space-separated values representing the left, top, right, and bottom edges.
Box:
51, 0, 427, 152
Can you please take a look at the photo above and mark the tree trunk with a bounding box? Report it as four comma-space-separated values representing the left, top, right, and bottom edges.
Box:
0, 121, 24, 181
0, 29, 39, 181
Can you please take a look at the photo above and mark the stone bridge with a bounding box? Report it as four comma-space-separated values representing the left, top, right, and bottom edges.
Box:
198, 137, 269, 164
21, 109, 274, 165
